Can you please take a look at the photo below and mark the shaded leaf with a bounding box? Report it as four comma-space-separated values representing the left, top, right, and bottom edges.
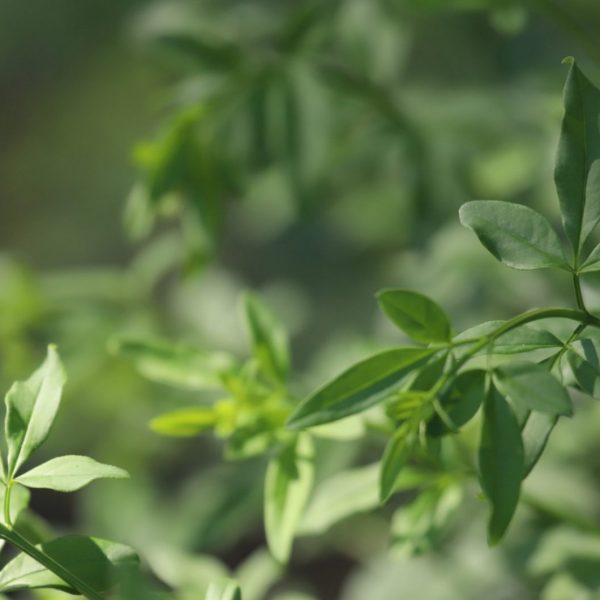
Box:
16, 456, 129, 492
0, 536, 138, 594
287, 348, 435, 429
264, 434, 314, 563
459, 200, 568, 270
243, 293, 290, 384
521, 412, 558, 477
379, 425, 416, 502
479, 389, 524, 544
555, 59, 600, 255
377, 289, 451, 343
494, 361, 572, 416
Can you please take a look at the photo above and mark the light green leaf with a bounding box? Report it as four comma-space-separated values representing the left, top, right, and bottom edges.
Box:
243, 292, 289, 384
555, 58, 600, 256
459, 200, 568, 270
264, 434, 314, 563
287, 347, 435, 429
379, 425, 415, 502
494, 361, 572, 416
206, 580, 242, 600
0, 484, 29, 526
16, 456, 129, 492
479, 388, 524, 545
150, 407, 218, 437
376, 289, 451, 343
0, 536, 138, 594
454, 321, 562, 356
428, 369, 486, 436
5, 346, 66, 477
108, 336, 234, 391
299, 463, 428, 536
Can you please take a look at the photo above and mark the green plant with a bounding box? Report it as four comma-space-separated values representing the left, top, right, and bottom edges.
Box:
0, 346, 135, 599
116, 57, 600, 592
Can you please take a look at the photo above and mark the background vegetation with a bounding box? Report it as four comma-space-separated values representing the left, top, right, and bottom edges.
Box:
2, 1, 600, 598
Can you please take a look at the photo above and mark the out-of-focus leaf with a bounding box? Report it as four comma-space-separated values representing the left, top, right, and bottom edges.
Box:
206, 580, 242, 600
521, 412, 558, 477
16, 456, 128, 492
235, 549, 280, 600
287, 348, 435, 429
379, 425, 415, 502
479, 389, 524, 545
0, 536, 138, 594
494, 361, 572, 416
109, 336, 235, 391
567, 340, 600, 398
5, 346, 66, 477
243, 293, 290, 384
150, 408, 218, 437
377, 289, 451, 343
555, 59, 600, 256
459, 200, 568, 270
264, 434, 314, 563
390, 483, 463, 556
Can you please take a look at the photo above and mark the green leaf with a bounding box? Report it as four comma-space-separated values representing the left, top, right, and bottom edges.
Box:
555, 59, 600, 256
379, 425, 416, 502
494, 361, 572, 416
0, 484, 29, 526
579, 241, 600, 272
428, 369, 486, 436
206, 580, 242, 600
0, 536, 138, 594
376, 289, 451, 343
521, 412, 558, 477
479, 389, 524, 544
243, 293, 290, 384
391, 483, 463, 556
459, 200, 568, 270
454, 321, 562, 356
108, 336, 234, 391
299, 463, 429, 536
264, 434, 314, 563
287, 347, 435, 429
16, 456, 129, 492
567, 340, 600, 398
150, 407, 218, 437
5, 346, 66, 477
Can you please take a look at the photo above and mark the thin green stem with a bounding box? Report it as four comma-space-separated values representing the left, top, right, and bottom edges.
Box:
0, 525, 104, 600
3, 481, 12, 528
573, 272, 587, 312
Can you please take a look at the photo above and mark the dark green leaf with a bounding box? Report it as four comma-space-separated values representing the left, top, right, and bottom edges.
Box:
555, 59, 600, 255
567, 341, 600, 398
377, 289, 451, 343
580, 242, 600, 272
479, 389, 524, 545
494, 361, 572, 416
459, 200, 568, 270
5, 346, 66, 477
264, 434, 314, 563
0, 536, 138, 594
243, 293, 290, 384
16, 456, 129, 492
428, 369, 486, 436
379, 425, 416, 502
521, 412, 558, 477
287, 348, 435, 429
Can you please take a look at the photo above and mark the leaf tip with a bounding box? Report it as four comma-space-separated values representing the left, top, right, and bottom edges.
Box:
561, 55, 575, 66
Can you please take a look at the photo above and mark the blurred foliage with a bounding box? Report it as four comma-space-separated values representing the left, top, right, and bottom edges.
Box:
3, 0, 600, 598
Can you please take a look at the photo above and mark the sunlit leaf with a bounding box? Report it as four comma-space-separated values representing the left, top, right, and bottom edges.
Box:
264, 434, 314, 563
5, 346, 66, 477
287, 348, 435, 429
16, 456, 129, 492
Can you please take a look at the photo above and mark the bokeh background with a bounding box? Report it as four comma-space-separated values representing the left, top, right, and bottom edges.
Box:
3, 1, 600, 598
